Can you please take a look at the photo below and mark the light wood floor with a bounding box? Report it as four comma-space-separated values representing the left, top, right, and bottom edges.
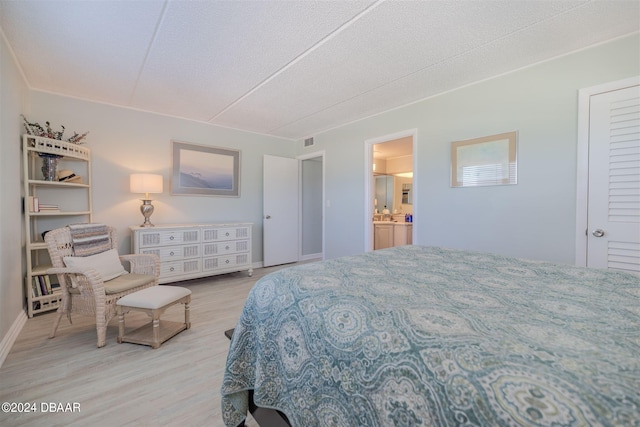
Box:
0, 262, 304, 427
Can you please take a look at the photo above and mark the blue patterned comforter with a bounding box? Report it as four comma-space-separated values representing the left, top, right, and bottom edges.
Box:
222, 246, 640, 426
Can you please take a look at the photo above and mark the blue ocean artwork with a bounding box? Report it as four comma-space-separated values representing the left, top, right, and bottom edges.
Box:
179, 149, 234, 190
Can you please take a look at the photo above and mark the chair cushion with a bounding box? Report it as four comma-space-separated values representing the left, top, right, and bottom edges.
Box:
68, 274, 154, 295
104, 274, 156, 294
63, 249, 127, 282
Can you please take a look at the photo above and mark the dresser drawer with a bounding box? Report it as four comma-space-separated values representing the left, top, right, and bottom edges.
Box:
202, 239, 249, 257
137, 228, 201, 248
161, 259, 201, 277
202, 253, 250, 272
139, 244, 200, 262
202, 226, 250, 242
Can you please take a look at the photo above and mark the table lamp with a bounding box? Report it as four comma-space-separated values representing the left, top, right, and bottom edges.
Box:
130, 173, 163, 227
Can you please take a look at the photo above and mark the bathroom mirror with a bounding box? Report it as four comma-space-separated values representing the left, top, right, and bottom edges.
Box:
374, 175, 394, 213
401, 183, 412, 205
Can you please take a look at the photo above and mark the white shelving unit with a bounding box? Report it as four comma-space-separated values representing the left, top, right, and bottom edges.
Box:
22, 134, 92, 317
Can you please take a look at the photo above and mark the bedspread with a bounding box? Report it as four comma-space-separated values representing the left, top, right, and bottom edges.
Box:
222, 246, 640, 426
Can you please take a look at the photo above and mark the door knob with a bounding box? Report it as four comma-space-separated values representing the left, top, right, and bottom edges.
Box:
265, 215, 271, 219
592, 229, 605, 237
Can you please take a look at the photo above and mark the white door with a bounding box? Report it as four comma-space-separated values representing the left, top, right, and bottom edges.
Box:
263, 155, 299, 267
587, 84, 640, 272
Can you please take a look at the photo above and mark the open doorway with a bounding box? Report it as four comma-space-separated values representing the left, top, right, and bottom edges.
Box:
299, 151, 325, 261
364, 130, 417, 252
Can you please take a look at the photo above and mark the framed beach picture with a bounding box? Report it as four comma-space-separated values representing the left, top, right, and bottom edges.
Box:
451, 131, 517, 188
171, 140, 241, 196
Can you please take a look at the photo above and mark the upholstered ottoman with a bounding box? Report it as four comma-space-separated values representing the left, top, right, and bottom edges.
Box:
116, 286, 191, 349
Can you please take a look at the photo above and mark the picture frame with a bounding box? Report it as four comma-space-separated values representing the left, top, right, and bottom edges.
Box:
451, 131, 517, 187
171, 140, 241, 197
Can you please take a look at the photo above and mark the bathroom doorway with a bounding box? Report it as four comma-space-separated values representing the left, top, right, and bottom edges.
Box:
364, 130, 417, 252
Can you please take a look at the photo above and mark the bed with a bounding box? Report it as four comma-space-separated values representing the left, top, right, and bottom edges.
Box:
221, 245, 640, 426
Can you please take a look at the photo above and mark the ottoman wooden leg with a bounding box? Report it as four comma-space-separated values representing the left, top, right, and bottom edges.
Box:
152, 313, 161, 349
117, 306, 125, 344
185, 296, 191, 329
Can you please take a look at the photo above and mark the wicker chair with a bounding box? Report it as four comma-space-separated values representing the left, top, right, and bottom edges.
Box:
45, 226, 159, 347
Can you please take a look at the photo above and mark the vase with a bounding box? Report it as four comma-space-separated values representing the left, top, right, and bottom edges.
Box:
41, 156, 59, 181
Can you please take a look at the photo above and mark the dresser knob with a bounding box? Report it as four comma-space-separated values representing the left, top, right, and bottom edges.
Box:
169, 267, 174, 272
170, 251, 174, 256
169, 236, 175, 240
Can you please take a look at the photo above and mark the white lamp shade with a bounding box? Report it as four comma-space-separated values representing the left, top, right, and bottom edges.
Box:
130, 174, 163, 194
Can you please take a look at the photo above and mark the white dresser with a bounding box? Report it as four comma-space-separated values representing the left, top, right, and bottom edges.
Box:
130, 223, 253, 284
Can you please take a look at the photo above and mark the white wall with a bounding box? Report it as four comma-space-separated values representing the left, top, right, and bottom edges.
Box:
28, 92, 296, 260
298, 34, 640, 263
0, 31, 29, 349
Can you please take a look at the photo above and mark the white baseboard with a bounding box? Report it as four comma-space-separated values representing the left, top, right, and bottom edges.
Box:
0, 309, 27, 368
301, 253, 322, 261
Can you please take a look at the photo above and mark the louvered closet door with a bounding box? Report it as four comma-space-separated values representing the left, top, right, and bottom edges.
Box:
587, 84, 640, 272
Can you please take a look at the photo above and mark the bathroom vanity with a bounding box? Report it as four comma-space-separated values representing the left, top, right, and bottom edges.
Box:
373, 221, 412, 250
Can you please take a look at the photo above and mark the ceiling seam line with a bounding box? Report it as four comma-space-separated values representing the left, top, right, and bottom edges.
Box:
279, 31, 640, 140
268, 0, 595, 135
206, 0, 386, 123
127, 0, 170, 106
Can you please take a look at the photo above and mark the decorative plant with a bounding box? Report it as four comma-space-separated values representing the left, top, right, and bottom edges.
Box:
21, 115, 89, 145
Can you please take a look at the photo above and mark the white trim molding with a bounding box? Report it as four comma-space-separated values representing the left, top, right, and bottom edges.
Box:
364, 129, 418, 252
0, 310, 28, 368
297, 150, 326, 261
575, 76, 640, 266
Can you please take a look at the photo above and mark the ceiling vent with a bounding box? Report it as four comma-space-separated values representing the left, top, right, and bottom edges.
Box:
304, 137, 315, 147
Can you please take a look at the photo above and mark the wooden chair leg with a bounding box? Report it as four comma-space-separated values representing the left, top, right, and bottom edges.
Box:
96, 324, 107, 348
49, 310, 65, 339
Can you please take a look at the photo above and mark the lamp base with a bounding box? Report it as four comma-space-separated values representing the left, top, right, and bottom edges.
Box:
140, 199, 155, 227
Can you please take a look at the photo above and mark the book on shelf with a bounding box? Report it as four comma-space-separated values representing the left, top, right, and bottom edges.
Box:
37, 275, 48, 295
31, 278, 41, 297
28, 198, 61, 213
38, 204, 61, 213
51, 282, 61, 294
28, 196, 39, 212
32, 275, 61, 297
44, 275, 52, 294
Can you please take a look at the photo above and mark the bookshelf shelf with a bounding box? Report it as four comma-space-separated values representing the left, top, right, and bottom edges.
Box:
23, 134, 93, 317
28, 179, 90, 188
27, 211, 92, 217
31, 264, 53, 275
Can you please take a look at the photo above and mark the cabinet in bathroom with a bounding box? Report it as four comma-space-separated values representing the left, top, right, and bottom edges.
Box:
374, 222, 412, 250
393, 223, 413, 246
374, 223, 394, 250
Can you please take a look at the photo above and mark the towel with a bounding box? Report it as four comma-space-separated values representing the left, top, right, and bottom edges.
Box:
68, 223, 111, 256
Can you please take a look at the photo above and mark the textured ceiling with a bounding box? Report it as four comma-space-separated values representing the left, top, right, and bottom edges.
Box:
1, 0, 638, 140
